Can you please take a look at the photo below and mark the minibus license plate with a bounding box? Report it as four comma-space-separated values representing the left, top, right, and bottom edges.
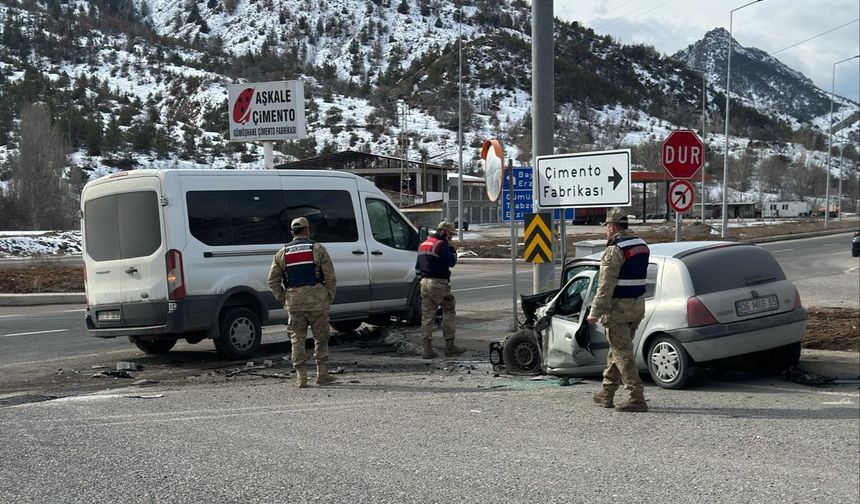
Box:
97, 310, 121, 322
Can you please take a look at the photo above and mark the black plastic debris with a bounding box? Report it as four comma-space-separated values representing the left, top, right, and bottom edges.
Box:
91, 369, 134, 379
781, 365, 837, 386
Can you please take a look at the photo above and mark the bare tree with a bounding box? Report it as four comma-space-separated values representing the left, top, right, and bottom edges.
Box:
759, 155, 789, 199
6, 103, 73, 230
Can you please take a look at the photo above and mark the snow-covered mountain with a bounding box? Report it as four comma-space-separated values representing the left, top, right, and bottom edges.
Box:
673, 28, 857, 129
1, 0, 858, 231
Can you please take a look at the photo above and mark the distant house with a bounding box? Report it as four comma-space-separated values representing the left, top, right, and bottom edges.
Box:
762, 201, 811, 218
276, 150, 500, 226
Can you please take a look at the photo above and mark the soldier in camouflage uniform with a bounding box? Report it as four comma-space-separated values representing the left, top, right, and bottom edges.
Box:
587, 208, 650, 412
268, 217, 337, 388
415, 221, 465, 359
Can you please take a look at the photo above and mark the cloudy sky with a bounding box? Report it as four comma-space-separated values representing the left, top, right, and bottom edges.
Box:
555, 0, 860, 102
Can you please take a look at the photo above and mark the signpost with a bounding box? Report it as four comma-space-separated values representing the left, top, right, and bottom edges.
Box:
481, 140, 516, 332
228, 80, 306, 169
661, 130, 705, 241
536, 149, 631, 209
668, 180, 695, 214
502, 167, 574, 222
661, 130, 704, 179
524, 212, 552, 263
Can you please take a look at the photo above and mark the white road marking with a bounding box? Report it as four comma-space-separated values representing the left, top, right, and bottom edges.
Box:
453, 284, 510, 292
0, 329, 68, 338
822, 398, 855, 405
771, 248, 794, 253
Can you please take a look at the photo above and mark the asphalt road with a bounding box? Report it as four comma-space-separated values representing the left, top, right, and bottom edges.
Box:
1, 365, 857, 503
1, 233, 858, 503
0, 232, 857, 366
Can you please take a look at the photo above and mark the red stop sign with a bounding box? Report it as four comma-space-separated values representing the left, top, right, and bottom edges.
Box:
661, 130, 704, 179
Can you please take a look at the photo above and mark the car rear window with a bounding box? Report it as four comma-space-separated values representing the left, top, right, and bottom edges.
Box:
84, 191, 162, 261
681, 245, 786, 295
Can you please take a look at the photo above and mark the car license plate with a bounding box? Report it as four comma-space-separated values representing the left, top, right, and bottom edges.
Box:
735, 294, 779, 317
97, 310, 121, 322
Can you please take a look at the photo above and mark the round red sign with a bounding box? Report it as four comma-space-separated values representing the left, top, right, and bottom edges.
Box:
668, 179, 695, 214
661, 130, 704, 179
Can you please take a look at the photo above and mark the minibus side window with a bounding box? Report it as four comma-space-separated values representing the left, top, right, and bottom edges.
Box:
366, 199, 418, 251
187, 189, 358, 245
282, 190, 358, 243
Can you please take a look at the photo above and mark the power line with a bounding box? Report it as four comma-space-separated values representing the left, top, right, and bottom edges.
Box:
731, 19, 860, 74
769, 18, 859, 57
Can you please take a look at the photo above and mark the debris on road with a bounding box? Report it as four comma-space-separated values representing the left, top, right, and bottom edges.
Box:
559, 377, 584, 386
781, 365, 837, 386
91, 369, 134, 379
116, 362, 143, 371
125, 393, 164, 399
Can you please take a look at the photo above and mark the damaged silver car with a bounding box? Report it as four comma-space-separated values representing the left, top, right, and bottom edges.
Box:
492, 241, 807, 389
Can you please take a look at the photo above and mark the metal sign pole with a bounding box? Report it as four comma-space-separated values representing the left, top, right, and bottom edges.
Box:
509, 159, 517, 332
675, 210, 681, 242
263, 141, 274, 170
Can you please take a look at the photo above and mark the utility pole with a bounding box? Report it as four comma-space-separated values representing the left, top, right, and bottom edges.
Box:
532, 0, 554, 293
722, 0, 763, 237
457, 2, 464, 245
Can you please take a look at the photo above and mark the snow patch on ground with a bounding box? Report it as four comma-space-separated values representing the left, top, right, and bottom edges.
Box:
0, 231, 82, 257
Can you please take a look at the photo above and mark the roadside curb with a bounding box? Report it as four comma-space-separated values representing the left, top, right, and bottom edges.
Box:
0, 293, 85, 306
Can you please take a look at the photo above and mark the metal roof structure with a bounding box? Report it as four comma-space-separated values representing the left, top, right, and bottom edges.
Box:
275, 150, 453, 175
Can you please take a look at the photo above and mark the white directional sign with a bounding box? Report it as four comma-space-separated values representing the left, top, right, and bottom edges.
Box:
536, 149, 631, 209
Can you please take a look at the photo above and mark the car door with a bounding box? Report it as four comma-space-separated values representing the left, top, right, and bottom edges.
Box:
544, 271, 602, 370
361, 195, 419, 311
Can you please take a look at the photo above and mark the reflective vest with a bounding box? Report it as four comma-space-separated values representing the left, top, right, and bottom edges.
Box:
416, 235, 455, 280
282, 239, 321, 288
610, 235, 650, 298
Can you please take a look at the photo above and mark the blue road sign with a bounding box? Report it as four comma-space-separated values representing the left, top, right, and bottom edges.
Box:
503, 167, 574, 222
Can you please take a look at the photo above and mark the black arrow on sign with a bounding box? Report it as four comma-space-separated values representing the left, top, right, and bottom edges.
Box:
607, 167, 623, 190
674, 190, 687, 205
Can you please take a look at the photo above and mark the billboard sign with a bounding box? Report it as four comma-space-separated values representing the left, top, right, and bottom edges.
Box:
228, 80, 306, 142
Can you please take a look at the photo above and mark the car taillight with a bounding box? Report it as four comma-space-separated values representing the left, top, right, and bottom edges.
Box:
687, 296, 717, 327
166, 249, 185, 300
793, 288, 803, 310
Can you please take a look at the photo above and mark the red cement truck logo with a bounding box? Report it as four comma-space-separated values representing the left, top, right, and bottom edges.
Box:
232, 87, 255, 125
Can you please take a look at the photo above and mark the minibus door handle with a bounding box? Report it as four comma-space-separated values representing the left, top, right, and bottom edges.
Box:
125, 266, 138, 274
371, 251, 383, 256
352, 250, 365, 255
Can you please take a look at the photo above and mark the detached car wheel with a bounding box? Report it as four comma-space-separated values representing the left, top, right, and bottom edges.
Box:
503, 329, 542, 375
129, 336, 176, 355
647, 335, 694, 389
215, 307, 261, 360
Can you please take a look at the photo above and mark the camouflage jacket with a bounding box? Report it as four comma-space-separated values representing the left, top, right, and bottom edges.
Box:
267, 240, 337, 312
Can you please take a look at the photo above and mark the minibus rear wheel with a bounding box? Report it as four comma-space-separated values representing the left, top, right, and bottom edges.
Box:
215, 307, 262, 360
128, 336, 176, 355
